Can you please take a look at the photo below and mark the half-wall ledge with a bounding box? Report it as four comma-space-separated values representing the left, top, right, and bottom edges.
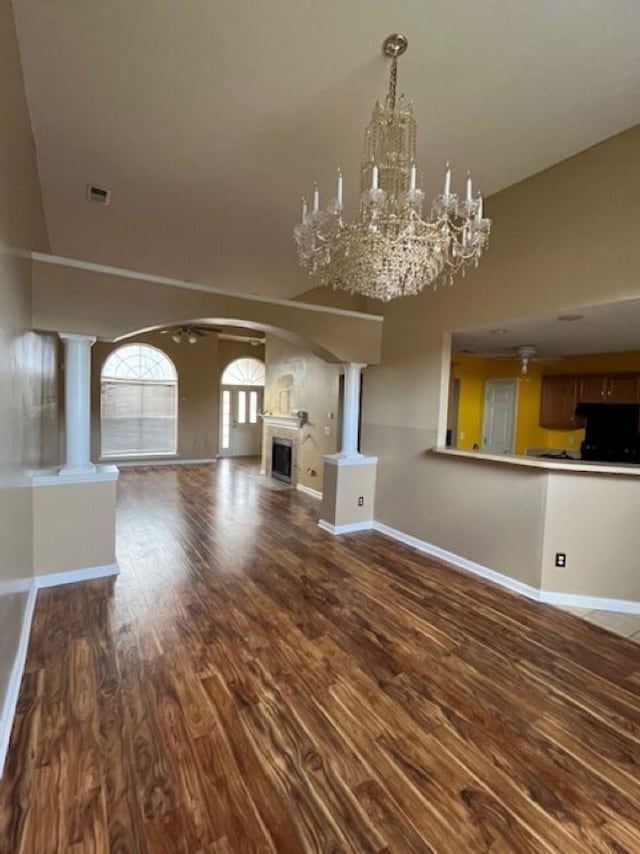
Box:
431, 447, 640, 477
31, 464, 120, 486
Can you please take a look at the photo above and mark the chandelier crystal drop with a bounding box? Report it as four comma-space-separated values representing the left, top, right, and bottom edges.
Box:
293, 34, 492, 301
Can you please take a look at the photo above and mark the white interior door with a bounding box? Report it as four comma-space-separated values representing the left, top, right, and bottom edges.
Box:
482, 379, 517, 454
220, 386, 263, 457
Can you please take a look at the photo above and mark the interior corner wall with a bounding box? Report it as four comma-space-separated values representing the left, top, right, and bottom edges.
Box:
264, 336, 340, 492
362, 124, 640, 587
0, 0, 58, 763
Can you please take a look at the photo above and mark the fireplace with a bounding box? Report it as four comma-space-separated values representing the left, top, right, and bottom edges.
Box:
271, 437, 293, 484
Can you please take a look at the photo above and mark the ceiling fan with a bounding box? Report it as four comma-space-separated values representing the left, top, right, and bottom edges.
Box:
463, 344, 563, 375
160, 325, 216, 344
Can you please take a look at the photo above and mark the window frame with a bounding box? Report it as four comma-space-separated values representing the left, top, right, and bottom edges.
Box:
100, 343, 179, 459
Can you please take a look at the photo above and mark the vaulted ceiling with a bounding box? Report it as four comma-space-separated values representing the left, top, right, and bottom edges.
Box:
14, 0, 640, 298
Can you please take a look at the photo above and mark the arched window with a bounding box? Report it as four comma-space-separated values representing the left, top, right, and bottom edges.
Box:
101, 344, 178, 457
221, 357, 265, 387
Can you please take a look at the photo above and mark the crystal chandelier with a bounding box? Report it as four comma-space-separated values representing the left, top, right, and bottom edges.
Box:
294, 34, 492, 301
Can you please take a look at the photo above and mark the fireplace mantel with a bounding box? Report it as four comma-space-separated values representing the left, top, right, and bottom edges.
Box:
260, 413, 304, 430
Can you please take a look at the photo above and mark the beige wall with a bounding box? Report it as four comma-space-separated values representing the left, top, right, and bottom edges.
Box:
32, 480, 116, 576
321, 461, 377, 528
32, 261, 383, 365
263, 336, 340, 492
363, 125, 640, 594
0, 0, 56, 740
542, 473, 640, 600
91, 332, 263, 463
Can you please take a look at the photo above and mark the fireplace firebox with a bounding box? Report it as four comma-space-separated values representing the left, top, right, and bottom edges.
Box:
271, 437, 293, 484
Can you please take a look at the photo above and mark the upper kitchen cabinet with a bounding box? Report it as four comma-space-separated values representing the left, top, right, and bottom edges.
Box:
606, 374, 640, 403
541, 373, 640, 428
578, 374, 640, 403
540, 375, 584, 429
577, 374, 609, 403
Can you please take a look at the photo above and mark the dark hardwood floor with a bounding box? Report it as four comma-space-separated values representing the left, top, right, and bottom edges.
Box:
2, 459, 640, 852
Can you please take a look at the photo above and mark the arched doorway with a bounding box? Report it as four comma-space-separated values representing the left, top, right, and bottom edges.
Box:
220, 357, 265, 457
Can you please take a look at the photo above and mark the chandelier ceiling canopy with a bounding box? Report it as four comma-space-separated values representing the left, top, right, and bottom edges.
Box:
294, 34, 492, 302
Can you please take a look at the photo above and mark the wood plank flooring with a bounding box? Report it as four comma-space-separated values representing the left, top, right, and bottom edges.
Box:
2, 458, 640, 852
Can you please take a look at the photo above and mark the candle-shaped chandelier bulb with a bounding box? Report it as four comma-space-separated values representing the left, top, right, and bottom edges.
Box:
465, 171, 473, 203
444, 162, 452, 197
293, 34, 492, 300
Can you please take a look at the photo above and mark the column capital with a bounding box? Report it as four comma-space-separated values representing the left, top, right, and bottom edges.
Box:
342, 362, 367, 372
59, 332, 97, 345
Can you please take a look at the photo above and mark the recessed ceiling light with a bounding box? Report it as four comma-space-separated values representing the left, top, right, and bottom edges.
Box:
489, 328, 508, 335
557, 313, 583, 322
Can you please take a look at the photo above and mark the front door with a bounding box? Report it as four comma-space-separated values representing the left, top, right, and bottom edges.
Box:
482, 379, 517, 454
220, 386, 263, 457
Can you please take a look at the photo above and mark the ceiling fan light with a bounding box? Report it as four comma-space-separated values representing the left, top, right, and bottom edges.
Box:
188, 334, 198, 344
172, 332, 181, 344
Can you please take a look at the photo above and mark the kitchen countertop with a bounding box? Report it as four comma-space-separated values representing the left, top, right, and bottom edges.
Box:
432, 447, 640, 476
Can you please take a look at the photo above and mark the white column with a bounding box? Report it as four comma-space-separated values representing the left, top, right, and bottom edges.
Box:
340, 362, 366, 458
59, 333, 96, 473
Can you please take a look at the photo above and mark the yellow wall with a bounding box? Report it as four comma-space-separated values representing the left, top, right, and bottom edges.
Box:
451, 351, 640, 455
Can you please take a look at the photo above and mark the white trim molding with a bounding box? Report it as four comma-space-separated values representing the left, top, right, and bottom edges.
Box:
318, 519, 374, 535
261, 414, 304, 430
0, 583, 37, 779
108, 457, 216, 468
372, 521, 640, 614
539, 590, 640, 615
373, 521, 540, 601
31, 252, 384, 322
323, 454, 378, 467
31, 464, 119, 486
35, 563, 120, 590
0, 561, 120, 779
296, 483, 322, 500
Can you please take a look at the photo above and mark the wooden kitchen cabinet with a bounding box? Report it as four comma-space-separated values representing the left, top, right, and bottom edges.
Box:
578, 374, 640, 404
541, 373, 640, 429
606, 374, 640, 403
540, 375, 584, 429
578, 375, 608, 403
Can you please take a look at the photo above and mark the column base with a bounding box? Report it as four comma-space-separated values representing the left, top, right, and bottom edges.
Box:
319, 454, 377, 533
60, 463, 97, 476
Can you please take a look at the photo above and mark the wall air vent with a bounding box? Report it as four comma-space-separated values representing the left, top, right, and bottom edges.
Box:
86, 184, 111, 205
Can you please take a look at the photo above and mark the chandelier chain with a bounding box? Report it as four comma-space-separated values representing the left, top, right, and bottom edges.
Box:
387, 56, 398, 113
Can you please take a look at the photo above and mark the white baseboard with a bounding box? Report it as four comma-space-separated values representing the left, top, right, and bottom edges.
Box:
0, 583, 37, 779
106, 458, 216, 468
296, 483, 322, 501
372, 521, 640, 615
372, 521, 540, 601
318, 519, 374, 535
35, 563, 120, 589
0, 561, 120, 780
539, 590, 640, 615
